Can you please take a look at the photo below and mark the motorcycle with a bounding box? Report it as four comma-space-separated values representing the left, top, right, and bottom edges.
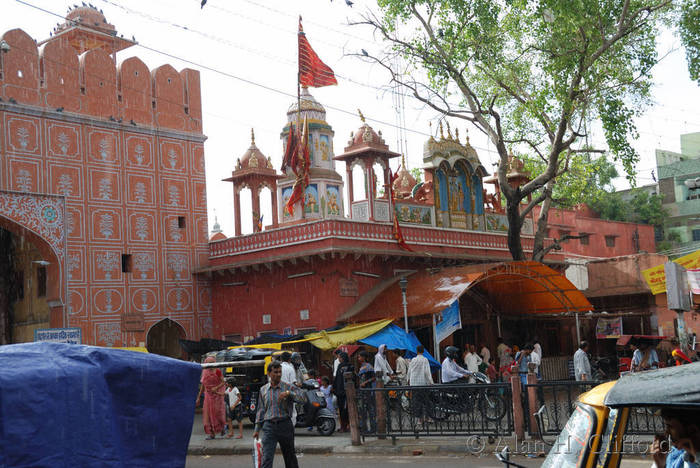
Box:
294, 378, 336, 436
431, 371, 507, 422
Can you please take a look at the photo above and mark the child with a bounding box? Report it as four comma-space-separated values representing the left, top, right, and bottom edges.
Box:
486, 357, 498, 382
320, 376, 334, 413
224, 379, 243, 439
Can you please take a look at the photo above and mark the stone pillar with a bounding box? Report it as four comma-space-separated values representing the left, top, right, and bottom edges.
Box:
344, 372, 361, 446
251, 183, 261, 233
366, 159, 375, 221
233, 187, 242, 236
346, 165, 354, 206
270, 185, 279, 228
510, 375, 525, 440
375, 371, 386, 439
526, 372, 538, 437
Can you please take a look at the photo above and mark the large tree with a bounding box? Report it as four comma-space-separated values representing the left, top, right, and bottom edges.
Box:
357, 0, 686, 261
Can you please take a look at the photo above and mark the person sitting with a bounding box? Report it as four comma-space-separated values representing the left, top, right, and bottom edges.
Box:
632, 342, 659, 372
652, 407, 700, 468
441, 346, 473, 384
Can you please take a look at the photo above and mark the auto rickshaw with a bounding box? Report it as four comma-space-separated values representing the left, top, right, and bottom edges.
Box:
498, 361, 700, 467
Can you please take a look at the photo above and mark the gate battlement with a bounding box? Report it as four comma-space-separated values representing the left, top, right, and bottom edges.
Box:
0, 27, 202, 133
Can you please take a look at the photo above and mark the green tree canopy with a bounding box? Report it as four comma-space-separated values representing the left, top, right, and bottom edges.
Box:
359, 0, 688, 261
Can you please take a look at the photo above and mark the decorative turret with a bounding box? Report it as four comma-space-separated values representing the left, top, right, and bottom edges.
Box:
393, 155, 417, 199
209, 215, 226, 242
224, 129, 281, 235
278, 88, 344, 223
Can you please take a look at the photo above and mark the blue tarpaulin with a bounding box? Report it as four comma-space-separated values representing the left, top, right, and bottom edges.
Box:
359, 324, 441, 369
0, 342, 202, 468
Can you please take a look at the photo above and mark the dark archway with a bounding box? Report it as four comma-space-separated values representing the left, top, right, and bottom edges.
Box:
146, 318, 186, 359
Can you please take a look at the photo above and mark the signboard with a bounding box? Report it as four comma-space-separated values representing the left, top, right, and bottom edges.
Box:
34, 327, 82, 344
642, 249, 700, 294
688, 269, 700, 294
665, 262, 691, 311
339, 278, 359, 297
121, 313, 145, 332
435, 300, 462, 343
596, 317, 623, 339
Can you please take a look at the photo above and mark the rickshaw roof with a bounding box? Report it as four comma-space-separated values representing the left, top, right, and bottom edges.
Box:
603, 362, 700, 408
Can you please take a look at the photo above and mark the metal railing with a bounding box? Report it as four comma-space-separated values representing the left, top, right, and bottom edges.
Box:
523, 380, 664, 436
356, 382, 514, 438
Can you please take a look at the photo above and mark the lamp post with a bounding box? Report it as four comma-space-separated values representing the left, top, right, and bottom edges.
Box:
399, 276, 408, 332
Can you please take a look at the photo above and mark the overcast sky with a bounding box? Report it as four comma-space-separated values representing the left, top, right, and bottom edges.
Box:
3, 0, 700, 236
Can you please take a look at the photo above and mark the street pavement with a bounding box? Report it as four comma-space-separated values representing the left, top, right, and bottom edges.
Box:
185, 454, 657, 467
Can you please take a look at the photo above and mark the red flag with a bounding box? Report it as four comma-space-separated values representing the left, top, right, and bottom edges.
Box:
281, 124, 297, 174
298, 18, 337, 88
390, 169, 413, 252
285, 117, 310, 216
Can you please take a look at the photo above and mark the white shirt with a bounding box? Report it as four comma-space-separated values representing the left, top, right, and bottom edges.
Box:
374, 353, 393, 384
441, 357, 471, 383
395, 356, 409, 384
464, 352, 482, 373
225, 386, 241, 409
574, 349, 591, 381
530, 350, 541, 377
480, 346, 491, 364
407, 354, 433, 386
333, 358, 340, 376
281, 361, 296, 385
533, 343, 542, 359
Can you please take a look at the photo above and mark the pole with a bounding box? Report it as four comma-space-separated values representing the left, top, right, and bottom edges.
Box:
496, 312, 502, 337
432, 313, 440, 383
575, 313, 581, 344
401, 288, 408, 332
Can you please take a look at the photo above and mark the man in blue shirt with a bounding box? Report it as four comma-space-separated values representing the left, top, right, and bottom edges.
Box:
652, 407, 700, 468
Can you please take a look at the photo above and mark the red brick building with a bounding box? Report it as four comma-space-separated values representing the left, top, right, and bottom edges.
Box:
0, 7, 210, 355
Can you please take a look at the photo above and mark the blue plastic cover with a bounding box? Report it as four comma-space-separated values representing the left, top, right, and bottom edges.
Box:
359, 324, 441, 369
0, 342, 202, 468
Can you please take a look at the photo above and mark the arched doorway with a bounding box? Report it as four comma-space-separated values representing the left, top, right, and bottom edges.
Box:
146, 318, 186, 359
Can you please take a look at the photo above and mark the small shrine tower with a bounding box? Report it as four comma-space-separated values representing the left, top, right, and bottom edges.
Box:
224, 129, 281, 235
278, 87, 345, 222
334, 114, 400, 222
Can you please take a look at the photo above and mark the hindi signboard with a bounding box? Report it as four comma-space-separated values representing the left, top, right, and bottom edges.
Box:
34, 327, 82, 344
642, 249, 700, 294
435, 300, 462, 344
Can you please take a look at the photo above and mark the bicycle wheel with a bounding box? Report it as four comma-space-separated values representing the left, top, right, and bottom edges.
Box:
480, 390, 507, 421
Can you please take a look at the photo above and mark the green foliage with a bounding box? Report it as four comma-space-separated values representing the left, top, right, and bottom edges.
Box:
680, 0, 700, 82
589, 189, 668, 228
409, 168, 423, 184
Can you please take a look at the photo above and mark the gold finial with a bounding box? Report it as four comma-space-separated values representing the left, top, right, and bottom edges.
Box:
446, 121, 452, 139
465, 128, 470, 145
455, 128, 459, 141
251, 128, 255, 145
439, 121, 444, 139
358, 109, 366, 123
401, 154, 407, 169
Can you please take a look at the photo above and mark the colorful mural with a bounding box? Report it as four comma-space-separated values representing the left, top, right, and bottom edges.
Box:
396, 204, 432, 225
326, 185, 341, 216
281, 187, 293, 218
485, 213, 534, 235
304, 184, 319, 214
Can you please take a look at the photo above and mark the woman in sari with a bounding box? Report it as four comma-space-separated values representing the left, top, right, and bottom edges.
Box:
199, 356, 226, 439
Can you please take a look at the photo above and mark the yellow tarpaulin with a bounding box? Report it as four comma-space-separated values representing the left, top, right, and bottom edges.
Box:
115, 347, 148, 353
642, 250, 700, 294
303, 319, 393, 350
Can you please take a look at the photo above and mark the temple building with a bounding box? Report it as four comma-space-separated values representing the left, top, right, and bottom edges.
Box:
0, 7, 210, 356
203, 89, 657, 359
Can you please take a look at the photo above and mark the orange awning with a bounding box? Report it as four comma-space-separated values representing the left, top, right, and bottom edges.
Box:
340, 261, 592, 322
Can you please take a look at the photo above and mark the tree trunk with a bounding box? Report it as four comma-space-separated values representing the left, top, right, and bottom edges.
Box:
506, 198, 526, 261
531, 180, 554, 263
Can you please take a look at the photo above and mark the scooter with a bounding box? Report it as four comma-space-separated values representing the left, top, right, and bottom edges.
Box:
294, 379, 336, 436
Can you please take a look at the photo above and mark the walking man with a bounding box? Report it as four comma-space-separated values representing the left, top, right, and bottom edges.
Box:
253, 362, 307, 468
407, 345, 433, 424
574, 341, 592, 381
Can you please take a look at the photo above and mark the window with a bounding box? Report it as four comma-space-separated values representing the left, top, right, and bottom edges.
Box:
262, 314, 271, 325
177, 216, 186, 229
579, 234, 589, 245
224, 334, 242, 344
693, 229, 700, 242
295, 327, 317, 335
299, 309, 310, 320
654, 226, 664, 242
37, 266, 46, 297
121, 254, 132, 273
605, 235, 616, 247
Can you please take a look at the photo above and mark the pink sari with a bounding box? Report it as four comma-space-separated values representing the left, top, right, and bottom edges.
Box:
201, 357, 226, 436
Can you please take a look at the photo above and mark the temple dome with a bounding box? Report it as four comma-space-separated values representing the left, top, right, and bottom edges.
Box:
234, 129, 273, 172
286, 87, 326, 123
60, 6, 115, 34
393, 157, 417, 198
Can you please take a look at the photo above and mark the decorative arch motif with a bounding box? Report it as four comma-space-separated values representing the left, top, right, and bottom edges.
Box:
0, 191, 65, 264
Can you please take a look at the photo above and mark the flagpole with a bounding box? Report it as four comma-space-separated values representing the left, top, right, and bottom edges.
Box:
297, 15, 305, 219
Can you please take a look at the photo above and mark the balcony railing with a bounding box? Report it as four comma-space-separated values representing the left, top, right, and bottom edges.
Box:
209, 218, 541, 259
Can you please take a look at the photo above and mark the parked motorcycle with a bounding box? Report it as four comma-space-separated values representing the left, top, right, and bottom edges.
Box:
431, 371, 507, 422
294, 379, 336, 436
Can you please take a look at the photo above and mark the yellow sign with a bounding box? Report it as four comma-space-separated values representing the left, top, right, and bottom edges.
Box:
642, 250, 700, 294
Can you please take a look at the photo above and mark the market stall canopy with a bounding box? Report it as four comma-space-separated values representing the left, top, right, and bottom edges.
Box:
340, 261, 592, 322
359, 323, 441, 368
615, 335, 668, 346
304, 319, 393, 350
